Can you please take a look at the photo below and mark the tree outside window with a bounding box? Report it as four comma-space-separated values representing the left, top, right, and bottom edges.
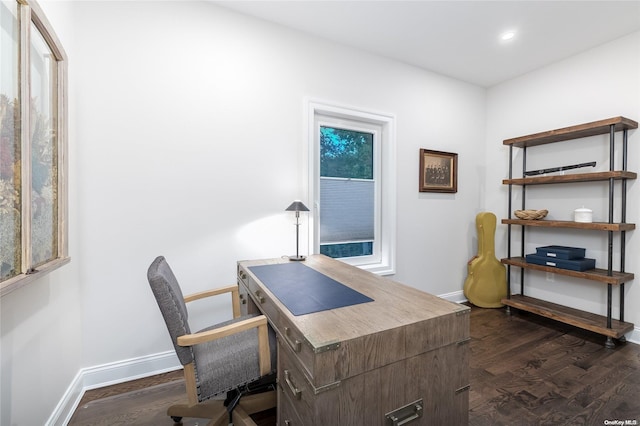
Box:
0, 0, 69, 296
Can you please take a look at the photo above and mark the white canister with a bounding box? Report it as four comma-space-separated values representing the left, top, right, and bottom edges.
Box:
574, 207, 593, 223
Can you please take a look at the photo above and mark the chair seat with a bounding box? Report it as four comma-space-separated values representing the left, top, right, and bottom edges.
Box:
192, 314, 277, 402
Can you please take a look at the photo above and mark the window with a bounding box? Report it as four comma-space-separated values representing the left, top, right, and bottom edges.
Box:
0, 0, 69, 296
319, 126, 376, 259
308, 101, 396, 275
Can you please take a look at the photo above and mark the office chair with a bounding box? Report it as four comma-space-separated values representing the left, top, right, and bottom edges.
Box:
147, 256, 277, 426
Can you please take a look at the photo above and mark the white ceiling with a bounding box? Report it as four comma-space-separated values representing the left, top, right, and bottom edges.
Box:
213, 1, 640, 87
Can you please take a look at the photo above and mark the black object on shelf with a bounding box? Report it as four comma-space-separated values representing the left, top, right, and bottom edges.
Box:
524, 161, 596, 176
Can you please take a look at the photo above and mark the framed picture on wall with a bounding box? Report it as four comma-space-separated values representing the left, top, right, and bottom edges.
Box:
419, 149, 458, 193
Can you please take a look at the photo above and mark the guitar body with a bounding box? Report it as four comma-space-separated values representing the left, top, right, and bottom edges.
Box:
463, 212, 507, 308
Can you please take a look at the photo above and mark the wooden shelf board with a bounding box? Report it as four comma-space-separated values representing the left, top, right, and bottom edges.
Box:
503, 171, 637, 185
504, 116, 638, 148
501, 257, 634, 285
502, 294, 634, 339
501, 219, 635, 232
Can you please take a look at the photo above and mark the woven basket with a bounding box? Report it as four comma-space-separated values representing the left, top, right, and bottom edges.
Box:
514, 209, 548, 220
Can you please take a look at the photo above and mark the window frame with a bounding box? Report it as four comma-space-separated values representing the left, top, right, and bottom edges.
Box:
306, 100, 396, 275
1, 0, 69, 297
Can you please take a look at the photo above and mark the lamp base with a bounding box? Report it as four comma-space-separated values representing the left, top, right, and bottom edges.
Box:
288, 255, 306, 261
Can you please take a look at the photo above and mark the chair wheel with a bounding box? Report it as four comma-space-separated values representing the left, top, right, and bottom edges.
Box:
170, 416, 183, 424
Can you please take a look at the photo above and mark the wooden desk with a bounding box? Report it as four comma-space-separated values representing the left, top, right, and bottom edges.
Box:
237, 255, 470, 425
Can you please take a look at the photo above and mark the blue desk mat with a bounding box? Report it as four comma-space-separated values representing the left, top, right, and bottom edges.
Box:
248, 263, 374, 316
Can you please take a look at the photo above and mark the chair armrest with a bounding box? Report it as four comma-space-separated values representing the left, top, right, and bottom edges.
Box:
184, 284, 236, 302
184, 284, 241, 318
177, 315, 271, 376
177, 315, 266, 345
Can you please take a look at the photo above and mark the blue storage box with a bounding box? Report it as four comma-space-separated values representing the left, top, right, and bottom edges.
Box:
535, 245, 586, 260
526, 254, 595, 271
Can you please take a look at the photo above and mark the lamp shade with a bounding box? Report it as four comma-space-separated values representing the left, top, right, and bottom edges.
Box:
285, 200, 309, 212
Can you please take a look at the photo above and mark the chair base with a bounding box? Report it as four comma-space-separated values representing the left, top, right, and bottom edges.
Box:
167, 390, 277, 426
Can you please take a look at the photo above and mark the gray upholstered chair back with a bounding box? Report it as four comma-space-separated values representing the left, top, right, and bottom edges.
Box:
147, 256, 194, 366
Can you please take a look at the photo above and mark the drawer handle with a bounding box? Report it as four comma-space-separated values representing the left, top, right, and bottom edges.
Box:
238, 270, 246, 279
385, 399, 423, 426
284, 327, 301, 352
254, 290, 265, 304
284, 370, 301, 400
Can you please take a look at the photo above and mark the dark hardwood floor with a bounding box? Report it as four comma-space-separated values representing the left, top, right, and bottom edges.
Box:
468, 305, 639, 425
69, 305, 640, 425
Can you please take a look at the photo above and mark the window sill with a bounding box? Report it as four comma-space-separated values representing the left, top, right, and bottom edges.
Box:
359, 263, 395, 276
0, 257, 71, 298
339, 257, 395, 276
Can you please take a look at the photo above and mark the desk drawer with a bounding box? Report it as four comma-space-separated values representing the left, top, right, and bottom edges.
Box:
277, 340, 317, 423
277, 313, 319, 380
244, 273, 280, 326
237, 279, 259, 317
278, 382, 305, 426
237, 265, 249, 287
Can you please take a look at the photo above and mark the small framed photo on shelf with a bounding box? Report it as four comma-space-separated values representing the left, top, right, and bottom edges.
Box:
419, 149, 458, 193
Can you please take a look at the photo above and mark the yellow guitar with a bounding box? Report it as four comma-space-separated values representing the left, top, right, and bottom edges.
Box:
463, 212, 507, 308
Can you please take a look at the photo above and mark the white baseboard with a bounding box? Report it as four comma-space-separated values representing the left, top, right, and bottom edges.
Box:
47, 350, 181, 426
438, 289, 468, 304
79, 350, 180, 391
46, 370, 84, 426
626, 328, 640, 345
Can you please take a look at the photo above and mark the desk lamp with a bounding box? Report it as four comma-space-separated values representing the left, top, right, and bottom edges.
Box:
285, 200, 309, 261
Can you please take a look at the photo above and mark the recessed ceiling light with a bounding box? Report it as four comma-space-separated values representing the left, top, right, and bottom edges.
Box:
501, 31, 516, 41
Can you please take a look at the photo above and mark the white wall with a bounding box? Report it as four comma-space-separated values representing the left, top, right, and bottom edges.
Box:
70, 0, 484, 364
1, 2, 486, 424
486, 32, 640, 333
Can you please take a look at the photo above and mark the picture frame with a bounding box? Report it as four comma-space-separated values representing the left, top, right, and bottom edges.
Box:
419, 149, 458, 193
